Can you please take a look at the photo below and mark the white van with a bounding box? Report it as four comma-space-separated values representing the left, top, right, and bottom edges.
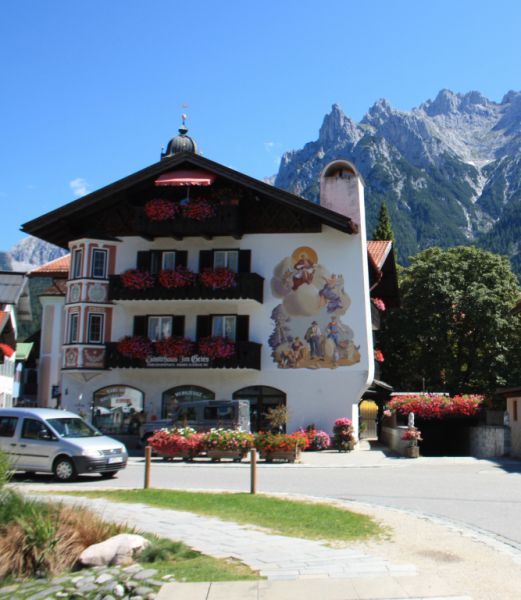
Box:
0, 408, 128, 481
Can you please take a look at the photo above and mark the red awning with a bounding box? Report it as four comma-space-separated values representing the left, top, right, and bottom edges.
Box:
155, 170, 216, 187
0, 343, 15, 358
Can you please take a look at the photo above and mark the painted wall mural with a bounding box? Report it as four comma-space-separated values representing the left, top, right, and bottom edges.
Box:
269, 246, 360, 369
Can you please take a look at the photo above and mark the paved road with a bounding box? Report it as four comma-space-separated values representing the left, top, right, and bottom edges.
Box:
15, 449, 521, 549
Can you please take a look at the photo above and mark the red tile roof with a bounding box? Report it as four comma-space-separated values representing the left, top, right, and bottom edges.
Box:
28, 255, 70, 277
40, 280, 67, 297
367, 241, 392, 270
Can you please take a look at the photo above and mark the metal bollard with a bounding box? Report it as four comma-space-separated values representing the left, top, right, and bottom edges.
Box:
250, 448, 257, 494
144, 445, 152, 489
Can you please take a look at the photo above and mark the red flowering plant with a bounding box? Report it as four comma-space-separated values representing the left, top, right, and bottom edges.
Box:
144, 198, 178, 221
371, 297, 386, 311
198, 336, 235, 360
120, 269, 155, 290
181, 199, 216, 221
386, 394, 484, 420
374, 349, 385, 363
158, 266, 197, 289
199, 268, 237, 290
200, 429, 254, 453
254, 431, 309, 453
299, 425, 331, 451
154, 336, 194, 359
332, 417, 356, 452
401, 427, 423, 446
148, 427, 203, 459
116, 336, 152, 360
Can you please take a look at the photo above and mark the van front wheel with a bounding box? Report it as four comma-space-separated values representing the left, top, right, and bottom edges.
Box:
53, 457, 77, 482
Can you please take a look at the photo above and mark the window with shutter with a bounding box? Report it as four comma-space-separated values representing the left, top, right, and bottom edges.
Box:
147, 316, 173, 341
211, 315, 237, 340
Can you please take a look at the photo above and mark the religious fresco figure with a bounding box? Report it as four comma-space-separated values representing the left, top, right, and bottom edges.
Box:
319, 274, 344, 313
304, 320, 323, 359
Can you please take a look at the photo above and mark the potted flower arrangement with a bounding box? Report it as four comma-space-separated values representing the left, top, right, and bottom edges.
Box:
198, 336, 235, 360
181, 199, 216, 221
199, 267, 237, 290
374, 348, 384, 363
148, 427, 203, 461
332, 417, 356, 452
144, 198, 178, 221
120, 269, 155, 290
371, 297, 386, 311
158, 266, 197, 289
116, 336, 152, 360
254, 431, 309, 462
401, 427, 422, 458
154, 336, 194, 359
299, 425, 331, 451
201, 429, 254, 462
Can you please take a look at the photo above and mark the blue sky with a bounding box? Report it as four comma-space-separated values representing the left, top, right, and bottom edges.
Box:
1, 0, 520, 249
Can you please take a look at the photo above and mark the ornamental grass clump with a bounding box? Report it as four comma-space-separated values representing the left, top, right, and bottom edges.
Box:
332, 418, 356, 452
158, 266, 197, 289
120, 269, 155, 290
387, 393, 484, 420
201, 429, 254, 453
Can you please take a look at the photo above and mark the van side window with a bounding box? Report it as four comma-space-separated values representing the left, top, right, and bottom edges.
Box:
0, 416, 17, 437
21, 419, 53, 440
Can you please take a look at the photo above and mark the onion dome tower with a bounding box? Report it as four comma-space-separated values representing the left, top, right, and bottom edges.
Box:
161, 114, 198, 158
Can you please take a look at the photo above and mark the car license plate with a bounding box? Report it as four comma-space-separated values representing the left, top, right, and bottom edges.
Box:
108, 456, 123, 464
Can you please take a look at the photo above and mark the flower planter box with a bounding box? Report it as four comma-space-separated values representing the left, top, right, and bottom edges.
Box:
260, 448, 301, 463
160, 451, 193, 461
207, 449, 248, 462
404, 445, 420, 458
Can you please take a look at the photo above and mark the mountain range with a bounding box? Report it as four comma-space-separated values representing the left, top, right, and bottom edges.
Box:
275, 89, 521, 272
4, 90, 521, 275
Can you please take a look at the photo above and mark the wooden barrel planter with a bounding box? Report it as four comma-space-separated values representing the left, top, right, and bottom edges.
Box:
207, 449, 248, 462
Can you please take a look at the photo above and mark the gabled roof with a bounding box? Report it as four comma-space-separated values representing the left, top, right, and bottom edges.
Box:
367, 241, 392, 270
0, 272, 27, 305
40, 279, 67, 297
22, 152, 356, 247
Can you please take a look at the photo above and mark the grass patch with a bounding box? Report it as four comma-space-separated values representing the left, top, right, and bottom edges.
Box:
139, 536, 258, 581
69, 490, 382, 542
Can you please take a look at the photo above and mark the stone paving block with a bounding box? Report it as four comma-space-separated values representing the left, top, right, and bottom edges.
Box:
156, 582, 210, 600
207, 581, 260, 599
258, 578, 359, 600
351, 575, 409, 599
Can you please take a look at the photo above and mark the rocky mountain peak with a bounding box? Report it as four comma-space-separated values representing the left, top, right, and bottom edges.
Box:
318, 104, 360, 146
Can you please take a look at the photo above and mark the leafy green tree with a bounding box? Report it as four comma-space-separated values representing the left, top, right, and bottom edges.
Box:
380, 246, 521, 396
372, 202, 395, 244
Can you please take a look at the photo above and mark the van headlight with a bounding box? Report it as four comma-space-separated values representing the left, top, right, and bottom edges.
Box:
82, 449, 104, 458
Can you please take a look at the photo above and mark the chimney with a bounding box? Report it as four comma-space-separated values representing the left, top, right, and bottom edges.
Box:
319, 160, 364, 229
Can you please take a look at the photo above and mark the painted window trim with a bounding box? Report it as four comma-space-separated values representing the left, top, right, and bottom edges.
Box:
91, 249, 108, 279
71, 249, 83, 279
68, 313, 79, 343
87, 313, 105, 344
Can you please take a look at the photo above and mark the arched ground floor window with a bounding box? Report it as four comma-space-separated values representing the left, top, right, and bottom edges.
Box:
233, 386, 286, 432
92, 385, 144, 435
162, 385, 215, 419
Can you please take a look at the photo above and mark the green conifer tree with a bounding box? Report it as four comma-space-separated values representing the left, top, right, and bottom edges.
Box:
372, 202, 395, 244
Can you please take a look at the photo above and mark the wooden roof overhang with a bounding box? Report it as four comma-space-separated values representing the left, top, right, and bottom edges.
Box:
22, 152, 356, 248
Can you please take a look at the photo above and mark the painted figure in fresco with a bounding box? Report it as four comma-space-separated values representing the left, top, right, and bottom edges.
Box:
291, 336, 306, 365
326, 316, 341, 347
319, 274, 343, 313
290, 252, 316, 291
305, 321, 323, 359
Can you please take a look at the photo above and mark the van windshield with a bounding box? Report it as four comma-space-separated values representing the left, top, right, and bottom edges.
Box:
47, 418, 102, 438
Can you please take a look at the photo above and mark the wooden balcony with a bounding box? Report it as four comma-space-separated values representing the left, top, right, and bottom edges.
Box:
105, 340, 262, 370
133, 205, 241, 238
108, 273, 264, 303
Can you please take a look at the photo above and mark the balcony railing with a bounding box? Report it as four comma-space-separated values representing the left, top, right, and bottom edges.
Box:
133, 205, 241, 237
105, 340, 262, 370
109, 273, 264, 303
